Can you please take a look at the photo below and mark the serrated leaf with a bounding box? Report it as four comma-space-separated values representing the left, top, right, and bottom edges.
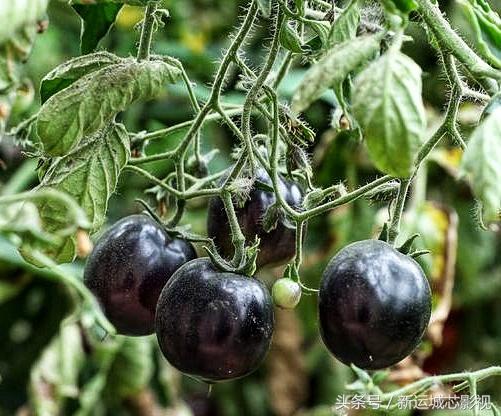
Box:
37, 57, 181, 157
457, 0, 501, 68
352, 49, 426, 178
40, 51, 120, 103
329, 0, 361, 46
0, 0, 49, 45
257, 0, 272, 17
72, 3, 123, 55
292, 34, 381, 113
37, 123, 130, 263
460, 108, 501, 224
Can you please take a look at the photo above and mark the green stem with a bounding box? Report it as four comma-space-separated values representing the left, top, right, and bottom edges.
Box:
294, 220, 304, 271
273, 51, 294, 89
221, 190, 246, 267
267, 88, 301, 219
130, 108, 243, 146
299, 175, 394, 221
387, 179, 411, 245
208, 1, 259, 103
28, 249, 116, 335
241, 7, 285, 171
137, 1, 158, 61
379, 366, 501, 402
1, 159, 38, 195
415, 0, 500, 92
124, 165, 220, 199
0, 189, 90, 230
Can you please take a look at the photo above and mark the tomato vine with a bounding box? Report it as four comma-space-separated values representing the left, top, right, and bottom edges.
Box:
0, 0, 500, 413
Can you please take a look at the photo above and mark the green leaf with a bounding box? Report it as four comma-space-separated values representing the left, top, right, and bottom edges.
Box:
29, 323, 85, 414
73, 3, 123, 55
329, 0, 361, 46
304, 19, 331, 50
280, 22, 307, 54
256, 0, 272, 18
37, 123, 130, 263
40, 51, 120, 104
5, 24, 39, 62
291, 34, 382, 113
0, 54, 14, 92
460, 107, 501, 225
70, 0, 151, 5
457, 0, 501, 69
481, 92, 501, 121
37, 57, 181, 157
352, 49, 426, 178
106, 338, 153, 399
380, 0, 418, 15
0, 0, 49, 45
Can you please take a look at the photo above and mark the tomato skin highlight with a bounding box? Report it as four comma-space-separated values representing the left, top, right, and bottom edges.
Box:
155, 258, 274, 383
318, 240, 431, 370
207, 170, 303, 268
84, 214, 197, 336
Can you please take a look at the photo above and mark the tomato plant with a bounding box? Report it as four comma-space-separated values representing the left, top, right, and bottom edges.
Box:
0, 0, 500, 414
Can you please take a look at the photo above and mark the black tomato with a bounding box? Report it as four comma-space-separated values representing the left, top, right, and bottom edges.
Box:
207, 170, 302, 268
155, 258, 274, 382
84, 215, 196, 336
318, 240, 431, 370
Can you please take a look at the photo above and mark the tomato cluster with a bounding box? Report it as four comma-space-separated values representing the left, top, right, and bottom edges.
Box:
84, 179, 432, 382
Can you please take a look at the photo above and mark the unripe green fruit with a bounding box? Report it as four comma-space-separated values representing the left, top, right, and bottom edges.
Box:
272, 278, 301, 309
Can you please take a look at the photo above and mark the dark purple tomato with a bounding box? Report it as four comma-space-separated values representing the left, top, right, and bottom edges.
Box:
318, 240, 431, 370
84, 215, 196, 336
207, 170, 302, 268
155, 258, 274, 382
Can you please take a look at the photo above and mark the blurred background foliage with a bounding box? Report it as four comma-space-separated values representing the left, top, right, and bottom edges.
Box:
0, 0, 500, 415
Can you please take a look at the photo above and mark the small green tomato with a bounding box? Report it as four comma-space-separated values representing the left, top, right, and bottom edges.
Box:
272, 278, 301, 309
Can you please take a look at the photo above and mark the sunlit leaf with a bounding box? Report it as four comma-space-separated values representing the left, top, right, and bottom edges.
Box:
352, 49, 426, 178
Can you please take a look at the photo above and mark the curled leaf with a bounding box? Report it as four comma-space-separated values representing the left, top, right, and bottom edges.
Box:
41, 51, 121, 103
37, 57, 181, 156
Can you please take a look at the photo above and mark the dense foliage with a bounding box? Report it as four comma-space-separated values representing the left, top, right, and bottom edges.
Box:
0, 0, 500, 415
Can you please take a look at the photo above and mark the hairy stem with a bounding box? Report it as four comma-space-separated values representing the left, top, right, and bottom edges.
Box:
415, 0, 500, 93
387, 179, 411, 245
137, 1, 158, 61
